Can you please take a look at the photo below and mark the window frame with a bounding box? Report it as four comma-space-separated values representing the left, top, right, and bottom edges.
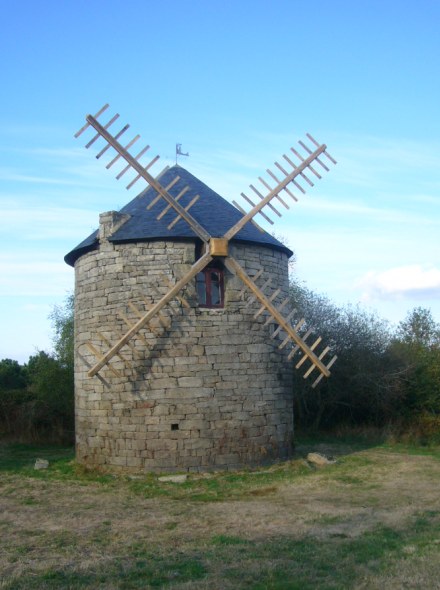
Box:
196, 267, 225, 309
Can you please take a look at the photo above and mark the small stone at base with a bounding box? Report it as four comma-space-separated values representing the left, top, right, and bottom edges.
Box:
158, 474, 188, 483
306, 452, 336, 467
34, 459, 49, 470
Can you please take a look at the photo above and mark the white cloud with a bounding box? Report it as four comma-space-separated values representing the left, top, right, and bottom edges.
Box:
0, 206, 98, 240
0, 168, 81, 186
0, 254, 73, 297
358, 265, 440, 302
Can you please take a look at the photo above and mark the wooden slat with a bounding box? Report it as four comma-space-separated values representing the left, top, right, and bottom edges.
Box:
126, 155, 160, 190
223, 143, 327, 241
259, 176, 288, 211
312, 355, 337, 388
86, 112, 211, 242
271, 308, 297, 338
225, 257, 331, 377
249, 184, 282, 217
253, 288, 281, 319
96, 124, 129, 159
266, 170, 290, 209
245, 278, 272, 308
128, 301, 161, 335
264, 297, 290, 326
290, 148, 314, 186
85, 113, 120, 148
147, 175, 181, 210
86, 341, 121, 378
296, 336, 322, 369
282, 154, 307, 194
274, 162, 299, 202
241, 193, 274, 224
283, 185, 298, 201
88, 251, 213, 377
168, 194, 200, 229
315, 156, 330, 172
232, 201, 265, 233
306, 133, 337, 165
74, 104, 109, 138
239, 268, 263, 299
298, 141, 322, 178
106, 134, 140, 169
274, 160, 289, 176
157, 185, 190, 220
116, 145, 150, 179
119, 312, 150, 346
304, 346, 330, 378
280, 320, 306, 350
287, 327, 312, 359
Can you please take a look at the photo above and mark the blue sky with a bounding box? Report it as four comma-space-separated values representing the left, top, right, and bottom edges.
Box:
1, 0, 440, 362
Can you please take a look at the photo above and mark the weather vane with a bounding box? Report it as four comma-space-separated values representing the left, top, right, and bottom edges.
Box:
175, 143, 189, 165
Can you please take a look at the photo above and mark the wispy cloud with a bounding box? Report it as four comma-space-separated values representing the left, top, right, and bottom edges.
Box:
0, 168, 80, 185
330, 134, 440, 190
358, 265, 440, 302
0, 254, 73, 297
293, 194, 439, 227
0, 206, 98, 240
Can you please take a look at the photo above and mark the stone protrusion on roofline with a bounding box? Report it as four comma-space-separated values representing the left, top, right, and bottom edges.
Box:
99, 211, 131, 243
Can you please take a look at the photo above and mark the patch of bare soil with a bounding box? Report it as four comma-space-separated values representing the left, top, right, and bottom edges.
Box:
1, 448, 440, 585
185, 450, 440, 541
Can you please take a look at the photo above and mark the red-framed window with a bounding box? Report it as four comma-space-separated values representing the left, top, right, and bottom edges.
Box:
196, 268, 224, 308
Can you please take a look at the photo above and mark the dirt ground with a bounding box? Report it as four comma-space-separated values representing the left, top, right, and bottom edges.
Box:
1, 443, 440, 588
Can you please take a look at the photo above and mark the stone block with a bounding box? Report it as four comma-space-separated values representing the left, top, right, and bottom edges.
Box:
147, 439, 178, 451
214, 453, 240, 466
179, 419, 206, 431
177, 376, 203, 387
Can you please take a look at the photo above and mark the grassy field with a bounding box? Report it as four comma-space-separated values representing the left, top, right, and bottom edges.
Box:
1, 438, 440, 589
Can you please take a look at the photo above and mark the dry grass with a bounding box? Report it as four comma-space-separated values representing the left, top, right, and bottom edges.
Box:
1, 440, 440, 588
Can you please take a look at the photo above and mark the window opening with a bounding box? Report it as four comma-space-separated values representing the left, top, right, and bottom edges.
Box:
196, 267, 224, 308
196, 272, 207, 305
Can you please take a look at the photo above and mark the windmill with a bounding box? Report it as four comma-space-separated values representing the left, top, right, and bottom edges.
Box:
74, 104, 337, 386
67, 104, 338, 472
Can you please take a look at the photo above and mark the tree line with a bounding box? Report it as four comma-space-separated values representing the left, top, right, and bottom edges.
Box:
1, 287, 440, 444
0, 295, 74, 442
291, 280, 440, 441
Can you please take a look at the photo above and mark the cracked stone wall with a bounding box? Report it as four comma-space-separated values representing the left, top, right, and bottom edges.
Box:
74, 214, 293, 472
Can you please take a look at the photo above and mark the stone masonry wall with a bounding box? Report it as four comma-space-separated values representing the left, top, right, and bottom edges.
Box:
74, 217, 293, 472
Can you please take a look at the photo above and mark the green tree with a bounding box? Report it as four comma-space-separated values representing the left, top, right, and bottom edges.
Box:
0, 294, 75, 442
390, 308, 440, 419
27, 293, 75, 440
26, 350, 74, 440
0, 358, 30, 437
0, 358, 27, 390
396, 307, 440, 348
289, 280, 400, 430
49, 293, 74, 371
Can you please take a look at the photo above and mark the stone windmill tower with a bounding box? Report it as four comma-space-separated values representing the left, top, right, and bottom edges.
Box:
65, 105, 337, 473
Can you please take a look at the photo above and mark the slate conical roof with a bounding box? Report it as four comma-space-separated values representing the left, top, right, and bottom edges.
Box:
64, 165, 292, 267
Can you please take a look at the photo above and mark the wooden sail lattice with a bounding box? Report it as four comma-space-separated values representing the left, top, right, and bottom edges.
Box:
235, 265, 337, 388
231, 133, 335, 235
75, 104, 210, 242
75, 104, 337, 386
